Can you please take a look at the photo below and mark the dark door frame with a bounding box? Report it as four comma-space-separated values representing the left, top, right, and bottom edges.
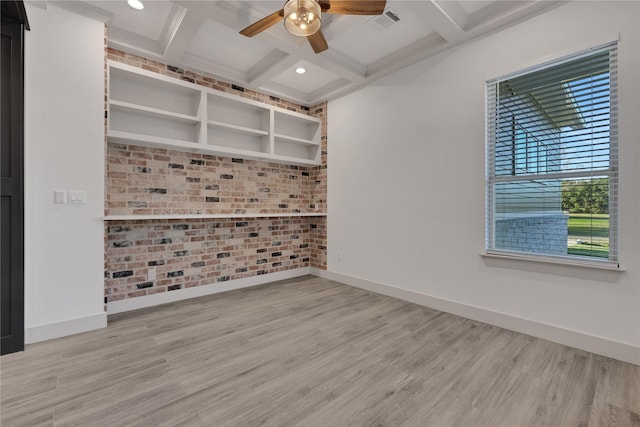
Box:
1, 0, 29, 355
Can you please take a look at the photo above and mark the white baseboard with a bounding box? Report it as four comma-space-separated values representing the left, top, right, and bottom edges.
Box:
310, 268, 640, 366
26, 312, 107, 344
108, 267, 312, 314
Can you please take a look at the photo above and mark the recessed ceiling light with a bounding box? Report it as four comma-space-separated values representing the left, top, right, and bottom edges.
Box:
127, 0, 144, 10
295, 67, 306, 74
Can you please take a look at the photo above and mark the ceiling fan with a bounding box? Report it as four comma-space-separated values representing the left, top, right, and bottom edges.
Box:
239, 0, 387, 54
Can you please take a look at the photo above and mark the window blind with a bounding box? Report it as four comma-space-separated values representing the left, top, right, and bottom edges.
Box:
486, 43, 618, 263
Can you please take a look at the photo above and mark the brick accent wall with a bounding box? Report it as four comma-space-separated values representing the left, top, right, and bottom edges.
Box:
105, 218, 310, 302
310, 104, 327, 214
309, 104, 327, 269
104, 49, 328, 304
309, 216, 327, 270
106, 144, 314, 216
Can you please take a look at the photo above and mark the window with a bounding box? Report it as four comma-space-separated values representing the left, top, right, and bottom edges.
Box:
486, 43, 618, 265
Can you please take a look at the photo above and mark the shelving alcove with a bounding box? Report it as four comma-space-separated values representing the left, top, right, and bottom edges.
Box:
105, 60, 325, 223
107, 60, 322, 167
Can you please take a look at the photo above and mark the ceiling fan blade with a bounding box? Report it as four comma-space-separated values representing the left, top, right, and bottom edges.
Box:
239, 9, 284, 37
308, 30, 329, 54
320, 0, 386, 15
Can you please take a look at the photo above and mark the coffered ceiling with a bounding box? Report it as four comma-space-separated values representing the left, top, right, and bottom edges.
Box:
44, 0, 562, 105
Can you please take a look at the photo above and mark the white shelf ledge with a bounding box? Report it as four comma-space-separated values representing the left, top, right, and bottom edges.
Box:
274, 109, 321, 123
274, 133, 319, 146
208, 120, 268, 137
110, 100, 199, 124
104, 213, 327, 221
268, 153, 320, 166
108, 130, 202, 151
204, 144, 269, 160
108, 131, 260, 159
107, 131, 321, 166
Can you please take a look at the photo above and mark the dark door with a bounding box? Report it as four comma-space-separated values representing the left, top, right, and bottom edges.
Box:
1, 1, 28, 355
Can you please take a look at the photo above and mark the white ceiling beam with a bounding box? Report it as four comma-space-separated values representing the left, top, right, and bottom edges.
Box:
95, 0, 566, 106
308, 77, 353, 105
404, 0, 467, 44
320, 14, 362, 41
296, 49, 366, 84
257, 81, 312, 105
108, 27, 165, 58
162, 1, 219, 63
158, 4, 188, 53
432, 1, 469, 31
246, 34, 367, 84
203, 3, 367, 84
366, 32, 447, 79
466, 1, 565, 33
248, 51, 299, 87
180, 52, 249, 85
49, 0, 113, 22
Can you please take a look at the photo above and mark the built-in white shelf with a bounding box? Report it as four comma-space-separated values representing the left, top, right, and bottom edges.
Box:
268, 153, 322, 166
110, 100, 200, 124
108, 130, 203, 151
207, 120, 269, 137
104, 213, 327, 221
274, 133, 319, 146
107, 61, 322, 166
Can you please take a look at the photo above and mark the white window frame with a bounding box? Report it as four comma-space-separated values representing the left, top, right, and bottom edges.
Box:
485, 42, 619, 269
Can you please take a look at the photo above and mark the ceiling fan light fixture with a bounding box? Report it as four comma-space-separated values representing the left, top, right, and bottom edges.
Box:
284, 0, 321, 36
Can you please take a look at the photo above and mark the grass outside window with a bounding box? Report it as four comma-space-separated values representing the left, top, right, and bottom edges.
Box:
567, 213, 609, 258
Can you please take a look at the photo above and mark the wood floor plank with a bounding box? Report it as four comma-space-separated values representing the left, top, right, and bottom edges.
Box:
2, 275, 639, 426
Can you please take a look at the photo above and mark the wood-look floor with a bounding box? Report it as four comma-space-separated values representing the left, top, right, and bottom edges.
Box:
2, 276, 639, 427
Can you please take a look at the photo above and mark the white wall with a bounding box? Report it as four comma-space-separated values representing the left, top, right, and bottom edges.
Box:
24, 4, 106, 342
327, 1, 640, 364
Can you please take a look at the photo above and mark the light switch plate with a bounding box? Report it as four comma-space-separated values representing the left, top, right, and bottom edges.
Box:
54, 190, 66, 204
68, 190, 86, 204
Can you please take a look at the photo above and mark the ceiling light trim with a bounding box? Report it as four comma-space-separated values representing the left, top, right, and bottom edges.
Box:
127, 0, 144, 11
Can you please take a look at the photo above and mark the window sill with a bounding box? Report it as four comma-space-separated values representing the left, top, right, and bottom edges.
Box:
481, 251, 624, 271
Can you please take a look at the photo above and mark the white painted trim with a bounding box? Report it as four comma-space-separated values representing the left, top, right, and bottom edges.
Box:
108, 268, 311, 314
104, 213, 327, 221
25, 313, 107, 344
310, 268, 640, 366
